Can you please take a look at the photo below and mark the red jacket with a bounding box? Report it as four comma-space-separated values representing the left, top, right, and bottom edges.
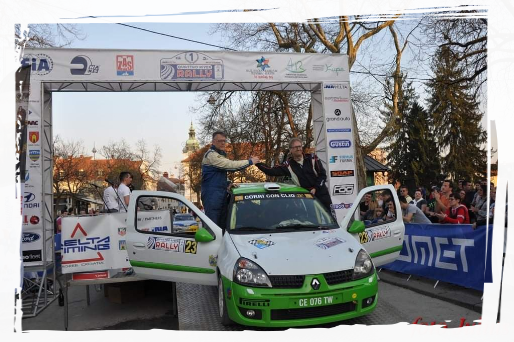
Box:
441, 204, 470, 224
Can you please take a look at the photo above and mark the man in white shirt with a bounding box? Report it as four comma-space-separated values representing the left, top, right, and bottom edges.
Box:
117, 172, 133, 213
103, 183, 120, 212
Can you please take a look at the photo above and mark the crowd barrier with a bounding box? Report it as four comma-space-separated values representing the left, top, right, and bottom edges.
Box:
381, 224, 493, 291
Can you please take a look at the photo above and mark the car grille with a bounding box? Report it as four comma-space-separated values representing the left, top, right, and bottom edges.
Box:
269, 275, 305, 288
323, 269, 354, 285
271, 302, 356, 320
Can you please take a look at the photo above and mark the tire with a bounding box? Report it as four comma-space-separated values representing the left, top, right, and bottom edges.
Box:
218, 275, 233, 326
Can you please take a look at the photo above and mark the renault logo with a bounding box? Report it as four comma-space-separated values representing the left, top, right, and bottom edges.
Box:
311, 278, 320, 290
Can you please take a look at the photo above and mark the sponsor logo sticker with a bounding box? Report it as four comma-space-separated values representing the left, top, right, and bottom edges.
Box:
29, 150, 40, 162
22, 232, 41, 243
119, 240, 126, 250
330, 203, 352, 210
160, 52, 224, 80
329, 140, 351, 148
146, 237, 197, 254
116, 55, 134, 76
21, 54, 54, 75
324, 83, 348, 89
332, 184, 354, 196
359, 227, 391, 244
30, 216, 40, 225
316, 237, 345, 250
327, 128, 351, 133
330, 170, 355, 177
209, 255, 218, 267
29, 131, 39, 144
118, 227, 126, 236
248, 238, 275, 249
70, 55, 100, 75
329, 155, 354, 164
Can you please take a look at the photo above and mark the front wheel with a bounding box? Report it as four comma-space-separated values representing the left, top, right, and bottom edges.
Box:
218, 275, 233, 326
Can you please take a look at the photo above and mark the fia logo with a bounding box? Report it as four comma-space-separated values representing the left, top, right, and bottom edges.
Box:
21, 54, 53, 75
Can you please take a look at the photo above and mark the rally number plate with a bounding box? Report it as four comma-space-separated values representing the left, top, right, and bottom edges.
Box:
290, 295, 342, 308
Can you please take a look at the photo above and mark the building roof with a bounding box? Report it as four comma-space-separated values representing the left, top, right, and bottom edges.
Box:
364, 155, 389, 172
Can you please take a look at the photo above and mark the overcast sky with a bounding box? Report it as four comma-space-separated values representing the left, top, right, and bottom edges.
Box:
53, 0, 514, 180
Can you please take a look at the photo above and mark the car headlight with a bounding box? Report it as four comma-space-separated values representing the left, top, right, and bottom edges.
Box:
353, 249, 374, 280
233, 258, 272, 287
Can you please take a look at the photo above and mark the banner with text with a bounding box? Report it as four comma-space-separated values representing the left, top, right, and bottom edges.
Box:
61, 214, 131, 274
494, 226, 514, 286
0, 68, 30, 292
381, 224, 493, 291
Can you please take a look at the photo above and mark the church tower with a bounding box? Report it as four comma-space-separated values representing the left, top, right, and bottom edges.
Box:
183, 121, 200, 154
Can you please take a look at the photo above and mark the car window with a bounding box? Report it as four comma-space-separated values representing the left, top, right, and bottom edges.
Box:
345, 189, 397, 231
135, 196, 202, 236
228, 193, 338, 233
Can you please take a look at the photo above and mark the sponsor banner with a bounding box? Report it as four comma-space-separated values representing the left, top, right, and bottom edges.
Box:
61, 214, 130, 274
322, 81, 356, 222
22, 49, 349, 82
494, 226, 514, 286
381, 224, 493, 291
0, 66, 30, 293
137, 210, 171, 233
21, 227, 53, 265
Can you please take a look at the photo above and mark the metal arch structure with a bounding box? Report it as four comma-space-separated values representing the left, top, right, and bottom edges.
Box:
16, 48, 357, 316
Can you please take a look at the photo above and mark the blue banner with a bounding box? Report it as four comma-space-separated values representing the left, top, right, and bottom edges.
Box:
381, 224, 492, 291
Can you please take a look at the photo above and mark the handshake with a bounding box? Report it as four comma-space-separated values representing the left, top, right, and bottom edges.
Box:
250, 156, 260, 164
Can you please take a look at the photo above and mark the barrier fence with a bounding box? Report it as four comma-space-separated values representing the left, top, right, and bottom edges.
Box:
381, 224, 493, 291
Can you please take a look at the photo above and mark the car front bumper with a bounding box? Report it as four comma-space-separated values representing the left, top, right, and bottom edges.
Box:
221, 272, 378, 327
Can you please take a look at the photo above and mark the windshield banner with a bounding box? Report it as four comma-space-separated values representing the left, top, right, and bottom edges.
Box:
494, 226, 514, 286
0, 68, 30, 292
381, 224, 493, 291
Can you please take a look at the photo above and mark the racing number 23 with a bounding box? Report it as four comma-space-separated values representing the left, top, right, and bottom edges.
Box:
358, 232, 369, 244
185, 240, 197, 254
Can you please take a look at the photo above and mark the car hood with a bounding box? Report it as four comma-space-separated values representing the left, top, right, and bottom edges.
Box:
229, 229, 362, 275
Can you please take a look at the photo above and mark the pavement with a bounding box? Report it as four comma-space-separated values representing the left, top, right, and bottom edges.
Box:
21, 279, 178, 331
377, 268, 483, 313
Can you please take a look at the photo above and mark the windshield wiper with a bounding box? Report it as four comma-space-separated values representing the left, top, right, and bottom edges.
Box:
234, 226, 271, 232
274, 224, 322, 230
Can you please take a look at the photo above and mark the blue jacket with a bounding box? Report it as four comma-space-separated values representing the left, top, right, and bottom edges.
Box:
201, 145, 253, 209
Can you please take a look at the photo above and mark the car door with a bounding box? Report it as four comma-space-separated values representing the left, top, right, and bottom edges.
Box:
340, 184, 405, 267
126, 190, 222, 286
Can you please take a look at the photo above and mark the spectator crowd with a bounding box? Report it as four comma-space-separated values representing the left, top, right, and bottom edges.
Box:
360, 179, 497, 229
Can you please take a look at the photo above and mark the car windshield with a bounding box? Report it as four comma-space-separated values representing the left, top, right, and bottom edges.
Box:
228, 192, 338, 233
175, 214, 194, 221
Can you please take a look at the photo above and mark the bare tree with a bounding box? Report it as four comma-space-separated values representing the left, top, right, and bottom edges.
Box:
99, 139, 162, 190
212, 16, 417, 189
53, 135, 93, 215
427, 0, 514, 116
0, 0, 89, 75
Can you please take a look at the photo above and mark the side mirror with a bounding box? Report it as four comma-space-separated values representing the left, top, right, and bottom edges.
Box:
195, 227, 215, 243
348, 220, 366, 234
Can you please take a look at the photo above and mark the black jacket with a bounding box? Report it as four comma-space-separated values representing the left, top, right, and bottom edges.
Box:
256, 154, 328, 192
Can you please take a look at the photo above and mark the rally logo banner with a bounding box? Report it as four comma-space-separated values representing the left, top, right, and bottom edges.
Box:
0, 67, 30, 292
381, 224, 493, 291
494, 226, 514, 286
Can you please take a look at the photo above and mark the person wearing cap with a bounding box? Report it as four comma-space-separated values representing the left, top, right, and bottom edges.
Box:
473, 189, 510, 229
493, 190, 514, 227
435, 192, 470, 224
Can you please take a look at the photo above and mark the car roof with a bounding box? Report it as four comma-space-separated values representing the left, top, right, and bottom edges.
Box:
231, 182, 309, 195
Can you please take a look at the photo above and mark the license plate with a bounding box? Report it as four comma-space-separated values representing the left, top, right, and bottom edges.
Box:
290, 295, 341, 308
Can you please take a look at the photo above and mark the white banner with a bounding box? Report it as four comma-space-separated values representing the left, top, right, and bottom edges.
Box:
322, 82, 357, 223
22, 49, 349, 83
494, 226, 514, 286
61, 214, 131, 274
